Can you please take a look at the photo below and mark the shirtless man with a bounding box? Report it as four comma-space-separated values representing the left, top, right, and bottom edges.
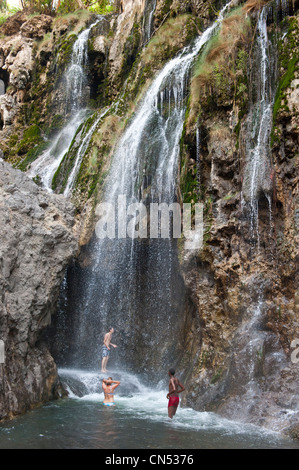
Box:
101, 327, 117, 373
167, 368, 185, 419
102, 377, 120, 407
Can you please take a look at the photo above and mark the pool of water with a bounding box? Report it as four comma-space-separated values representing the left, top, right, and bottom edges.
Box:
0, 369, 298, 449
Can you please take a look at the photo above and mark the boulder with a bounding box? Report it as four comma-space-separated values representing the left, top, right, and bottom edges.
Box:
20, 14, 53, 40
0, 160, 78, 420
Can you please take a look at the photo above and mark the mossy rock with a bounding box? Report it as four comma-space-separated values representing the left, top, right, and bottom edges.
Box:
118, 22, 142, 87
271, 17, 299, 145
16, 124, 43, 156
46, 114, 65, 138
56, 33, 78, 70
18, 141, 49, 171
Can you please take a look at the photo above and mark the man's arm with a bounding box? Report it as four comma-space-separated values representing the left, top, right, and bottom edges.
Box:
177, 381, 185, 394
110, 343, 117, 348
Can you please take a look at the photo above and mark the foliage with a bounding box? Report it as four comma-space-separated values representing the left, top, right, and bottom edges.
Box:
0, 13, 7, 25
0, 0, 21, 25
88, 0, 114, 15
0, 0, 7, 12
20, 0, 56, 15
17, 0, 115, 15
56, 0, 81, 15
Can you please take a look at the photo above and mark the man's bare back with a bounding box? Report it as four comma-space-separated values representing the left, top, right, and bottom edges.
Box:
167, 368, 185, 419
169, 376, 181, 397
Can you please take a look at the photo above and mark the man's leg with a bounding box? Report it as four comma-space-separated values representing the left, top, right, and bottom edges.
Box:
102, 354, 109, 372
168, 405, 178, 419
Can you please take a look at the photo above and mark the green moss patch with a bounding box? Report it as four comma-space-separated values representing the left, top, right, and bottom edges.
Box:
16, 124, 43, 156
188, 5, 251, 129
271, 17, 299, 145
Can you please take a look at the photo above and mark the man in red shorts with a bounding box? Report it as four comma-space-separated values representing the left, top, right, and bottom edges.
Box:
167, 368, 185, 419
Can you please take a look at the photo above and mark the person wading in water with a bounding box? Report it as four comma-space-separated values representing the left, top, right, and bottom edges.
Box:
102, 377, 120, 407
101, 327, 117, 373
167, 368, 185, 419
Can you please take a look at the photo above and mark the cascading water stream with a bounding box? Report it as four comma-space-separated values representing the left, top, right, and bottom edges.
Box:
248, 8, 274, 245
27, 110, 88, 191
242, 4, 285, 247
65, 25, 92, 114
143, 0, 157, 43
196, 123, 201, 195
225, 3, 299, 427
52, 1, 236, 378
103, 1, 235, 207
63, 107, 110, 196
27, 19, 100, 191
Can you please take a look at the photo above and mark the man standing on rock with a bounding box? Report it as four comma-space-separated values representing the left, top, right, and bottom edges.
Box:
101, 327, 117, 373
167, 368, 185, 419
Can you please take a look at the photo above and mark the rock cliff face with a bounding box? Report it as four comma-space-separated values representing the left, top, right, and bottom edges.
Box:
108, 0, 146, 95
0, 158, 77, 420
0, 13, 54, 130
176, 0, 299, 437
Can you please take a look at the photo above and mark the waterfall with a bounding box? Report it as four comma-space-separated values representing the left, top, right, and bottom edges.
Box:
267, 0, 292, 24
27, 110, 88, 191
27, 19, 100, 191
280, 0, 290, 17
143, 0, 157, 43
65, 26, 92, 114
196, 123, 201, 196
105, 1, 234, 206
63, 107, 110, 196
225, 4, 294, 421
52, 1, 236, 378
242, 6, 277, 246
248, 9, 273, 241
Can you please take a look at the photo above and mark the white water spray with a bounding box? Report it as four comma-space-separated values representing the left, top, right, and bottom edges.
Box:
64, 106, 111, 196
28, 19, 100, 191
243, 7, 276, 246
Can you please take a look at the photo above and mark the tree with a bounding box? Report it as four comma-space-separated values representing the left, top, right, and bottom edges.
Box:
57, 0, 114, 14
19, 0, 60, 14
17, 0, 115, 14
